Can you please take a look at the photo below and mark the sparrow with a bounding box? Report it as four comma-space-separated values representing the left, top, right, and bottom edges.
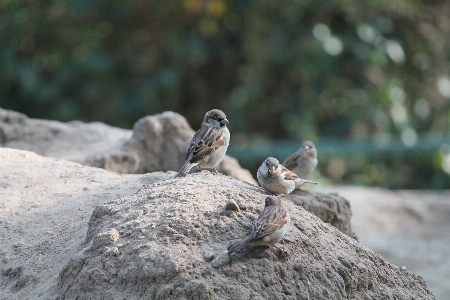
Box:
176, 109, 230, 177
282, 141, 318, 180
257, 157, 317, 195
228, 196, 290, 255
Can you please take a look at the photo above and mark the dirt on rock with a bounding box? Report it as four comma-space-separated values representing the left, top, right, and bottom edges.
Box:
56, 172, 434, 300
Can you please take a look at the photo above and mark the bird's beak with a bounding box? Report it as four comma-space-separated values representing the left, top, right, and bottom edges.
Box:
221, 118, 229, 125
268, 166, 276, 174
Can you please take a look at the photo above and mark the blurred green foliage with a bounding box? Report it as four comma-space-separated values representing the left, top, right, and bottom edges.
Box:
1, 0, 450, 188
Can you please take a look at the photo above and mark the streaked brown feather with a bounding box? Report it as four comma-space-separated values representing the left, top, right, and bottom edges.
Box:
280, 166, 298, 181
186, 126, 224, 164
252, 206, 288, 239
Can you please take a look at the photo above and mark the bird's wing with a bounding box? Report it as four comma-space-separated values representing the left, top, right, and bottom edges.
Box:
280, 165, 299, 181
185, 125, 224, 163
252, 206, 288, 239
283, 152, 306, 170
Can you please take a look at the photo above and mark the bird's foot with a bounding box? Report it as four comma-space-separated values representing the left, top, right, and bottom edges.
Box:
274, 245, 289, 258
212, 167, 220, 175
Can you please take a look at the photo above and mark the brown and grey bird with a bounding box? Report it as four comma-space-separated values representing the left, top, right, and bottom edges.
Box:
257, 157, 317, 195
283, 141, 318, 180
228, 196, 290, 255
176, 109, 230, 177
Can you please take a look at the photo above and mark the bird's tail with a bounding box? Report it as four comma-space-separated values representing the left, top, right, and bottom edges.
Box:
301, 179, 318, 185
227, 240, 244, 253
295, 178, 318, 188
175, 163, 193, 177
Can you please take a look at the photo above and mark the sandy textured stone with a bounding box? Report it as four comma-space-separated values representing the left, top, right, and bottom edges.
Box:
56, 172, 434, 300
285, 191, 357, 239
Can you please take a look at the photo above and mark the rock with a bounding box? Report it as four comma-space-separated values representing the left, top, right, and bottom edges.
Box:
70, 112, 192, 174
285, 190, 357, 239
210, 250, 231, 268
225, 199, 240, 212
0, 108, 132, 162
56, 172, 434, 299
0, 148, 173, 299
0, 107, 257, 184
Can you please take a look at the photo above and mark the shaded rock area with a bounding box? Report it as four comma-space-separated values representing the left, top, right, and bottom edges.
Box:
57, 172, 434, 300
0, 108, 256, 184
285, 191, 357, 240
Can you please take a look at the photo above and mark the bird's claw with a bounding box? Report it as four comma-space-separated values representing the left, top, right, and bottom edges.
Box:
274, 245, 289, 258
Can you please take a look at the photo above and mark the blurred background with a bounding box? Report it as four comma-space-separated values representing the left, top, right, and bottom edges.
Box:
1, 0, 450, 189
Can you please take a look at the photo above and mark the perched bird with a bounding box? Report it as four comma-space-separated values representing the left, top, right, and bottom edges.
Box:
176, 109, 230, 177
228, 196, 290, 255
257, 157, 317, 195
283, 141, 318, 180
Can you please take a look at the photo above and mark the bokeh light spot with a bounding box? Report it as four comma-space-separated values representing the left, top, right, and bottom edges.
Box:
390, 103, 407, 124
313, 23, 330, 41
357, 24, 377, 43
401, 127, 418, 147
414, 98, 431, 119
389, 86, 406, 104
437, 77, 450, 98
386, 40, 405, 63
323, 36, 343, 56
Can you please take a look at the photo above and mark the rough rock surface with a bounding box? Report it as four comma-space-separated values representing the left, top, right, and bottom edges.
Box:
57, 172, 434, 300
0, 148, 173, 299
285, 191, 357, 239
0, 108, 256, 184
0, 148, 437, 299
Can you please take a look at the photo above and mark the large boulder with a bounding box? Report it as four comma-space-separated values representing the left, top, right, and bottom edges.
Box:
0, 108, 131, 162
57, 172, 434, 299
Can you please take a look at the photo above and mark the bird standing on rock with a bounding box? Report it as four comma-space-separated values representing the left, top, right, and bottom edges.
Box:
283, 141, 318, 179
283, 141, 318, 191
257, 157, 317, 195
228, 196, 290, 256
176, 109, 230, 177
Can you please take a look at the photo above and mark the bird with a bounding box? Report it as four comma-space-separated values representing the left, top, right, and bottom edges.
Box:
175, 109, 230, 177
283, 140, 318, 181
257, 157, 317, 195
228, 196, 290, 256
